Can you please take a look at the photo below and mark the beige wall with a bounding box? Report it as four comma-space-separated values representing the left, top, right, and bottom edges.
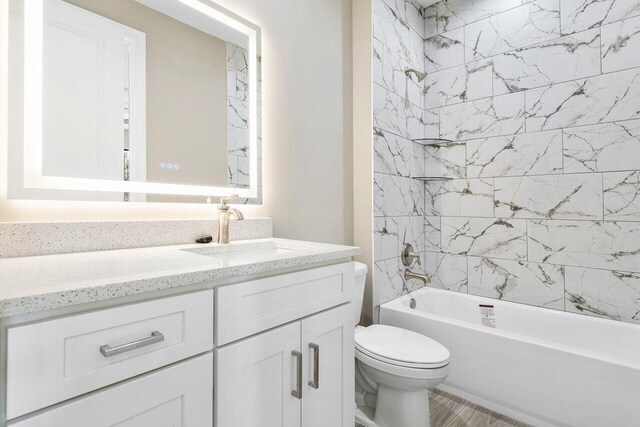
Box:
352, 0, 373, 323
65, 0, 230, 190
0, 0, 354, 245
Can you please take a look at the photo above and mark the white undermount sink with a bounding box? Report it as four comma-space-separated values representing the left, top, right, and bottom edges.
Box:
181, 240, 295, 263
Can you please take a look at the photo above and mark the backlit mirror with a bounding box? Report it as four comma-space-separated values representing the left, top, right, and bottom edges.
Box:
6, 0, 261, 203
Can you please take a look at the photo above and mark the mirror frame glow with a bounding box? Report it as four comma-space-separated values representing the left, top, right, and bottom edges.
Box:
21, 0, 260, 199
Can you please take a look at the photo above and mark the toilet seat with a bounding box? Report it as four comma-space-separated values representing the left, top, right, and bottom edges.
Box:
355, 325, 450, 369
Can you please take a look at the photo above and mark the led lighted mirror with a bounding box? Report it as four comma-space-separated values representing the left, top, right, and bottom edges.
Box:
6, 0, 261, 203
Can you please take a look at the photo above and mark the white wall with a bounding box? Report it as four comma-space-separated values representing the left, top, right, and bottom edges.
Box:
0, 0, 354, 245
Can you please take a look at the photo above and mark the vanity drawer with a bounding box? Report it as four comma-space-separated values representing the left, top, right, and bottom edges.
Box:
7, 290, 214, 420
8, 353, 213, 427
216, 262, 354, 345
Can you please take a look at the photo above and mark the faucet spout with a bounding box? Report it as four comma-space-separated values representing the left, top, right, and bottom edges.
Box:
404, 269, 430, 284
217, 196, 244, 244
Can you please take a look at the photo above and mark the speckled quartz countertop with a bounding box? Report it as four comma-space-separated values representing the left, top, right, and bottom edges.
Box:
0, 238, 361, 318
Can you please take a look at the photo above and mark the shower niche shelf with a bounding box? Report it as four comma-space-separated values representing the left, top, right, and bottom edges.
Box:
412, 138, 465, 147
412, 176, 454, 182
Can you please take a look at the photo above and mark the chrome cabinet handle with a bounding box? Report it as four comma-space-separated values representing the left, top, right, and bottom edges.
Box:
291, 350, 302, 399
308, 343, 320, 389
100, 331, 164, 358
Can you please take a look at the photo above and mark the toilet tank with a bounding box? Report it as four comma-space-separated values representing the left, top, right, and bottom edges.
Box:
353, 262, 368, 325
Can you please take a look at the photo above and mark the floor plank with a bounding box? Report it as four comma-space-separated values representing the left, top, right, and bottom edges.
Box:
356, 389, 530, 427
430, 390, 530, 427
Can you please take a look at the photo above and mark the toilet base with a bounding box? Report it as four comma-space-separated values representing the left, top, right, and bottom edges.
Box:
373, 385, 430, 427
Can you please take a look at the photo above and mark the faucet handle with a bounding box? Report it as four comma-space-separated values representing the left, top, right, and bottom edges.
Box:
401, 243, 421, 266
219, 194, 239, 208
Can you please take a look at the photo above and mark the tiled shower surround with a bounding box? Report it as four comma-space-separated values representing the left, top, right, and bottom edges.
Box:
373, 0, 640, 324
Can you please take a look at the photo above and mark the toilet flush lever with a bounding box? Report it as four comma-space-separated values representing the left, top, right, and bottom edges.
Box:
402, 243, 421, 267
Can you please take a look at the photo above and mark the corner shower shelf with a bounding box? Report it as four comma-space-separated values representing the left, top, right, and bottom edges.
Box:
411, 138, 465, 146
412, 176, 454, 181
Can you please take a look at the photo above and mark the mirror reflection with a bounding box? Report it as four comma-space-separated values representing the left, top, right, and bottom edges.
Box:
8, 0, 261, 202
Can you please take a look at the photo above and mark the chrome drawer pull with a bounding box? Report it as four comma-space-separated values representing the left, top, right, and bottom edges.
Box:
291, 350, 302, 399
100, 331, 164, 358
308, 343, 319, 389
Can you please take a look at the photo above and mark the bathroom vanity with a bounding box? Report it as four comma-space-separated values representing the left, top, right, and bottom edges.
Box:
0, 238, 360, 426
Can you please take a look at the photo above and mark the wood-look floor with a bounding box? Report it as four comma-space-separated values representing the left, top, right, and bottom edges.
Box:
429, 389, 530, 427
355, 389, 530, 427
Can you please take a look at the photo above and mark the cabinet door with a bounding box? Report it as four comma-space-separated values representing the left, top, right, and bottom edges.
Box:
215, 322, 302, 427
302, 304, 355, 427
10, 353, 213, 427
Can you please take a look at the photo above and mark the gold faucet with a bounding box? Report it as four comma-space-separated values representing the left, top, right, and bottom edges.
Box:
217, 194, 244, 244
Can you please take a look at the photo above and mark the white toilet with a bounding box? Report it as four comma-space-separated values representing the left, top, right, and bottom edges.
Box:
352, 262, 450, 427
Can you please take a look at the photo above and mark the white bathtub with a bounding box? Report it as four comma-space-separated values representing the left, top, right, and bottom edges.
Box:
379, 287, 640, 427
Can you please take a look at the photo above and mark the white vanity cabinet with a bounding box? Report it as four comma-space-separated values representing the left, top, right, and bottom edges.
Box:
6, 290, 214, 420
9, 353, 213, 427
215, 304, 354, 427
215, 262, 355, 427
2, 261, 356, 427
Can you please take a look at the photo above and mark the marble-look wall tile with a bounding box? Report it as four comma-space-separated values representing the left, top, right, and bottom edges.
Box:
465, 0, 561, 61
374, 257, 406, 307
375, 216, 426, 261
373, 40, 406, 98
227, 97, 249, 156
565, 267, 640, 324
426, 179, 494, 217
424, 143, 467, 178
373, 0, 427, 314
425, 216, 441, 251
408, 28, 425, 71
563, 120, 640, 173
374, 0, 411, 60
604, 171, 640, 221
525, 68, 640, 131
382, 174, 425, 216
468, 257, 565, 309
561, 0, 640, 35
374, 128, 412, 177
227, 43, 248, 72
381, 0, 407, 23
375, 217, 400, 261
492, 28, 601, 94
400, 98, 425, 140
425, 252, 468, 292
466, 130, 563, 178
405, 0, 424, 35
441, 92, 525, 140
228, 156, 250, 187
601, 15, 640, 73
401, 215, 427, 252
424, 108, 440, 137
528, 220, 640, 272
424, 28, 465, 72
373, 84, 401, 134
374, 255, 427, 307
436, 0, 522, 33
373, 0, 640, 325
494, 173, 604, 220
405, 65, 423, 106
441, 217, 528, 260
423, 5, 438, 38
374, 173, 384, 216
423, 60, 493, 109
412, 141, 425, 178
373, 38, 422, 106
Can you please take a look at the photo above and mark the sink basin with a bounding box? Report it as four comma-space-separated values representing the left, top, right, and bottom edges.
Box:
181, 240, 294, 263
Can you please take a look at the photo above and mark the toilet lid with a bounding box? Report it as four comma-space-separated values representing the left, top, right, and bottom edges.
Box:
355, 325, 450, 369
